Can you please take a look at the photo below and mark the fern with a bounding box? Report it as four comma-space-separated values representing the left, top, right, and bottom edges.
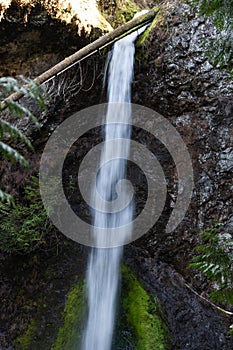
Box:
0, 76, 48, 202
0, 141, 29, 167
210, 287, 233, 305
0, 76, 47, 110
190, 227, 233, 306
0, 118, 33, 148
0, 190, 13, 205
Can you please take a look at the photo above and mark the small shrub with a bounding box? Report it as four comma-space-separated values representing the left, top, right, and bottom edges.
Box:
0, 176, 51, 254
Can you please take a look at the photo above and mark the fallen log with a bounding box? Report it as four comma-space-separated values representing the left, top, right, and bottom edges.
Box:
1, 7, 159, 110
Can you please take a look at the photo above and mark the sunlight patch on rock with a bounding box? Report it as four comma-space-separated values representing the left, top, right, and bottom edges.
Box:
0, 0, 113, 33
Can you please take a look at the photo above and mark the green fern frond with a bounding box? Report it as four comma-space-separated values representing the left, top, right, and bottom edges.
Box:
189, 227, 233, 306
0, 76, 48, 112
0, 190, 13, 205
0, 141, 29, 167
3, 100, 40, 128
0, 76, 48, 204
19, 76, 48, 110
0, 77, 23, 94
210, 287, 233, 305
0, 119, 33, 149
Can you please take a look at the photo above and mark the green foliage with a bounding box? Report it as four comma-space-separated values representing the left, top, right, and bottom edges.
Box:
13, 320, 37, 350
136, 6, 162, 47
114, 0, 139, 23
205, 32, 233, 70
192, 0, 233, 72
0, 176, 51, 254
194, 0, 233, 30
52, 281, 85, 350
0, 76, 47, 202
99, 0, 140, 27
122, 265, 169, 350
0, 189, 14, 205
189, 226, 233, 306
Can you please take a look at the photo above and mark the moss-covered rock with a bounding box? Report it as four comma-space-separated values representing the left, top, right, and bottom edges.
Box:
114, 0, 140, 24
98, 0, 141, 27
122, 265, 169, 350
136, 5, 163, 47
51, 265, 169, 350
13, 319, 37, 349
51, 281, 85, 350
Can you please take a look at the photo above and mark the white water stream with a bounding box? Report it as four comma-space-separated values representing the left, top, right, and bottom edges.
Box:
81, 17, 148, 350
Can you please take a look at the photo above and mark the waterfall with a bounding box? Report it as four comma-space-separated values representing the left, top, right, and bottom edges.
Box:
81, 18, 147, 350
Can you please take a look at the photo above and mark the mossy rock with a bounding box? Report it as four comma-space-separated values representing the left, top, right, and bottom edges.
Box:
114, 0, 140, 24
52, 266, 169, 350
14, 265, 169, 349
13, 320, 37, 349
99, 0, 141, 27
136, 5, 163, 47
121, 265, 169, 350
51, 281, 86, 350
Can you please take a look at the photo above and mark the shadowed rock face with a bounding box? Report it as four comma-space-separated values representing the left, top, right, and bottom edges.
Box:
0, 4, 96, 78
130, 2, 233, 348
133, 2, 233, 265
0, 1, 232, 349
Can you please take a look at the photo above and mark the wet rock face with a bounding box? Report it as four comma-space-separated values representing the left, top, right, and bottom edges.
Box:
133, 3, 233, 266
130, 4, 233, 347
125, 246, 233, 350
126, 51, 233, 348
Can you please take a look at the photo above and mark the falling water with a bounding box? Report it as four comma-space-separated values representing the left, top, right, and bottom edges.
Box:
81, 17, 148, 350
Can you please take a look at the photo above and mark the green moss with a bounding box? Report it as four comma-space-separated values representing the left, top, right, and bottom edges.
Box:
114, 0, 140, 24
99, 0, 140, 27
136, 6, 163, 47
122, 265, 169, 350
0, 176, 52, 254
13, 319, 37, 349
52, 281, 85, 350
